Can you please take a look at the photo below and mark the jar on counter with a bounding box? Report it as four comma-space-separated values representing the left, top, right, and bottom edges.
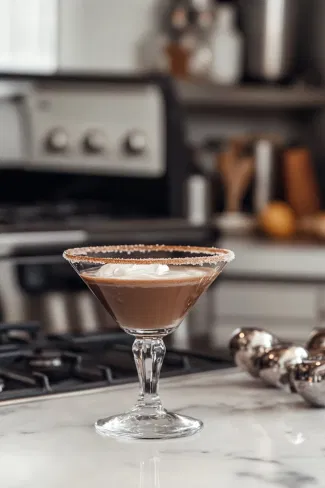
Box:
187, 142, 218, 225
253, 137, 280, 214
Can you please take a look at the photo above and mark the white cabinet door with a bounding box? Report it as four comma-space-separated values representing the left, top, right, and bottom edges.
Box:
215, 281, 319, 320
0, 0, 57, 73
210, 280, 320, 349
59, 0, 157, 72
0, 0, 11, 68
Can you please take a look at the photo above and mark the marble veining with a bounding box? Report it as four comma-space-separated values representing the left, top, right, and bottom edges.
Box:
236, 470, 317, 488
0, 369, 324, 487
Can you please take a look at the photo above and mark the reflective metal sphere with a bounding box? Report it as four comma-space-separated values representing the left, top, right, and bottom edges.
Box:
291, 359, 325, 407
306, 329, 325, 354
229, 328, 280, 377
308, 348, 325, 360
258, 344, 309, 390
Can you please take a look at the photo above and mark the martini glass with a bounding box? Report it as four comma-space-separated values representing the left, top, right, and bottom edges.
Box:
63, 244, 234, 439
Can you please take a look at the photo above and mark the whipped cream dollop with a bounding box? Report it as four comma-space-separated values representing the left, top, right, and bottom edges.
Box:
96, 263, 207, 280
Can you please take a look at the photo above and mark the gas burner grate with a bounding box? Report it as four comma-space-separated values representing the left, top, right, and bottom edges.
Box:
0, 322, 42, 348
0, 323, 232, 403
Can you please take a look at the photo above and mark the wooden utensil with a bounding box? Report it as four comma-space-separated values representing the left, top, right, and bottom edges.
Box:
219, 144, 254, 213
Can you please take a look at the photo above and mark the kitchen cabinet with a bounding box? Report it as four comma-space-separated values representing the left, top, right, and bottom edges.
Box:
0, 0, 57, 72
0, 0, 158, 74
210, 236, 325, 350
215, 281, 318, 320
211, 280, 319, 349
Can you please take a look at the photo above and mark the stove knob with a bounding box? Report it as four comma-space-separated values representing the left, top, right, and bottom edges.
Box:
45, 127, 69, 153
83, 130, 106, 154
123, 130, 147, 156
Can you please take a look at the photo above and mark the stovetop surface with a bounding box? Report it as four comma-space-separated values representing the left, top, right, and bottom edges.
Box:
0, 203, 205, 234
0, 322, 232, 403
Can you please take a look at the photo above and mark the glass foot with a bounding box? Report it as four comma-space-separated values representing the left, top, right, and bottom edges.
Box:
95, 407, 203, 440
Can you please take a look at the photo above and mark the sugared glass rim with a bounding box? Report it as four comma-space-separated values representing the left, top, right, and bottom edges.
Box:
63, 244, 235, 266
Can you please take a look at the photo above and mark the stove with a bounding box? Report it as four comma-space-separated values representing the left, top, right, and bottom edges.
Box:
0, 323, 232, 404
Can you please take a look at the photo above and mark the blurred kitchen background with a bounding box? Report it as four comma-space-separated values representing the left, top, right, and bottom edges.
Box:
0, 0, 325, 357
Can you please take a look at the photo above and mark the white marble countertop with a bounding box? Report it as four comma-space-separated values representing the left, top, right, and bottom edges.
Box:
0, 368, 324, 488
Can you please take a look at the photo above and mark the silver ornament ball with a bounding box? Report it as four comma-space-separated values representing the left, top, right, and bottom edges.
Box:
229, 328, 280, 378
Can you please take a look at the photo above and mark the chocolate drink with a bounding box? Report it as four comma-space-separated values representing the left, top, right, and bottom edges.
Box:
82, 264, 216, 332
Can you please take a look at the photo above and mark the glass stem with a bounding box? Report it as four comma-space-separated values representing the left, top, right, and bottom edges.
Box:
132, 338, 166, 410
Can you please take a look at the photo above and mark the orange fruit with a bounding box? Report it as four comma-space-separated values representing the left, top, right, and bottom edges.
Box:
259, 201, 296, 239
